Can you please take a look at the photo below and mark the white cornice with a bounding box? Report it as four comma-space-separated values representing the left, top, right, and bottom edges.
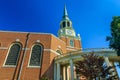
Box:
66, 46, 82, 49
66, 47, 82, 51
44, 49, 60, 55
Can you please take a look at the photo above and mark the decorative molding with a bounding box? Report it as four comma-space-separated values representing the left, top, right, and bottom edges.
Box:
66, 46, 74, 48
44, 49, 60, 55
22, 48, 30, 50
0, 47, 60, 56
0, 47, 31, 50
66, 47, 82, 51
2, 65, 16, 68
0, 47, 8, 50
58, 45, 61, 48
66, 48, 77, 51
27, 66, 41, 68
16, 38, 20, 42
36, 40, 40, 43
67, 46, 82, 49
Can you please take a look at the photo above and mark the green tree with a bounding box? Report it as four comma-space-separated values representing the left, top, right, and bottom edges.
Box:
106, 16, 120, 56
75, 52, 118, 80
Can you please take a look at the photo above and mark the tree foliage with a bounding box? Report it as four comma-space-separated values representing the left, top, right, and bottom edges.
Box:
106, 16, 120, 56
75, 52, 118, 80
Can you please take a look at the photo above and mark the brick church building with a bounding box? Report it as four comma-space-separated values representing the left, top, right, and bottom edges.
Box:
0, 6, 82, 80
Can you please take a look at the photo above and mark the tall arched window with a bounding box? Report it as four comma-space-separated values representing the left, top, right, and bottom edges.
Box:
29, 44, 43, 67
5, 43, 22, 66
70, 39, 74, 47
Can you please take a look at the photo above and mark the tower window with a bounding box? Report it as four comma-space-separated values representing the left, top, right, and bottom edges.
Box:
63, 22, 66, 28
67, 22, 70, 27
29, 44, 43, 67
5, 43, 21, 66
70, 40, 74, 47
56, 50, 62, 54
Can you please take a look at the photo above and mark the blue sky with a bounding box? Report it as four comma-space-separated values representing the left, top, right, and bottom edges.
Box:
0, 0, 120, 49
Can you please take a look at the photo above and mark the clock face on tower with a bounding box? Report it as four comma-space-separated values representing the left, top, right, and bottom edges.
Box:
67, 30, 72, 34
66, 29, 75, 36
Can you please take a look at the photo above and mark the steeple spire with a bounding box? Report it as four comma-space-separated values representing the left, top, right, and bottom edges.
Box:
63, 5, 69, 20
58, 5, 78, 38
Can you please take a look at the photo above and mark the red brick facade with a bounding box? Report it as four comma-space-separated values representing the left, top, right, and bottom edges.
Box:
0, 31, 82, 80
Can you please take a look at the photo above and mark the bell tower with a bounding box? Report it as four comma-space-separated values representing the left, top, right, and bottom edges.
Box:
58, 5, 76, 37
58, 5, 82, 52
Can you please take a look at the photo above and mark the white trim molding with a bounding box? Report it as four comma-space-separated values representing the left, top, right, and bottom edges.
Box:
22, 48, 30, 50
0, 47, 8, 50
66, 48, 82, 51
0, 47, 31, 50
2, 65, 16, 68
44, 49, 60, 55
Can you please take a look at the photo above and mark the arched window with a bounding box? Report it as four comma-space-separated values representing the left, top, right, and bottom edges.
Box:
5, 43, 22, 66
29, 44, 43, 67
56, 50, 62, 54
62, 22, 66, 28
67, 22, 70, 27
70, 40, 74, 47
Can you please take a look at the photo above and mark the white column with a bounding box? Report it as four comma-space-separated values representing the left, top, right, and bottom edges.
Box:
67, 66, 70, 80
63, 66, 67, 80
63, 66, 66, 80
57, 63, 60, 80
104, 57, 111, 66
54, 63, 57, 80
70, 59, 74, 80
104, 57, 116, 78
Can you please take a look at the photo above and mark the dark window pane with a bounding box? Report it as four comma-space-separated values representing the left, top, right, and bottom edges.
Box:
29, 45, 43, 66
70, 40, 74, 47
56, 50, 61, 54
63, 22, 66, 28
67, 22, 70, 27
5, 44, 21, 65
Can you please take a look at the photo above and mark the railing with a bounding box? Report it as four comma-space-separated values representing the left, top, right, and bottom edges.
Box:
55, 48, 116, 60
81, 48, 114, 52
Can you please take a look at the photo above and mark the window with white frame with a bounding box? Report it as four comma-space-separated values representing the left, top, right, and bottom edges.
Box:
5, 43, 21, 66
29, 44, 43, 67
70, 39, 74, 47
56, 50, 62, 54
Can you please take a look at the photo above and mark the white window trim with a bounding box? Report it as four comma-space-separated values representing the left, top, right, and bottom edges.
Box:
2, 65, 16, 67
28, 44, 43, 68
3, 43, 22, 67
27, 66, 40, 68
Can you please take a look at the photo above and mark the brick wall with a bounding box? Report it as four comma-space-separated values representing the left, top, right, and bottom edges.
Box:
0, 31, 66, 80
